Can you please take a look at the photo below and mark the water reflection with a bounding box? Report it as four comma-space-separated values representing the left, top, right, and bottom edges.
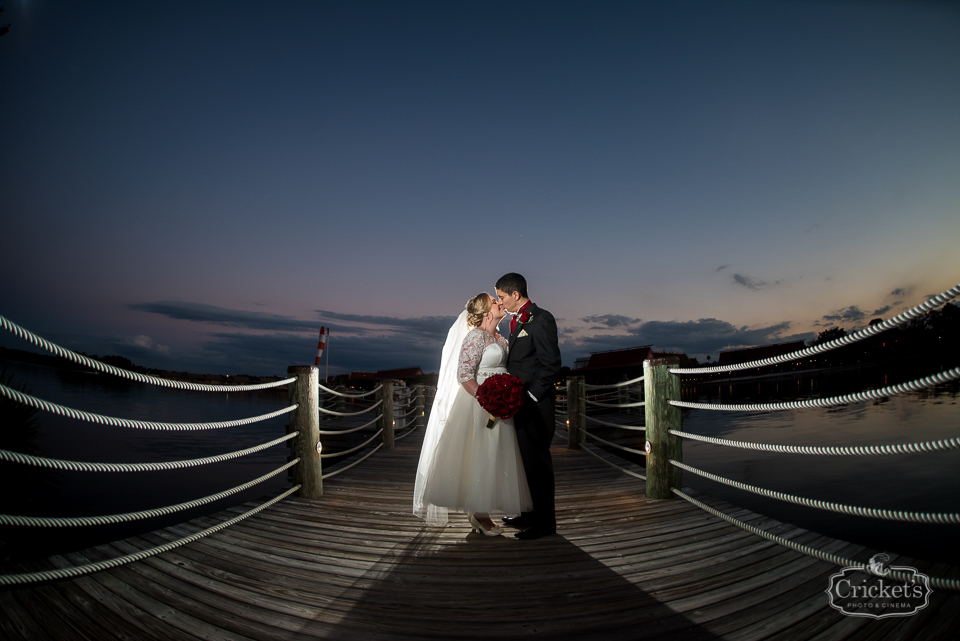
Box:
0, 360, 294, 566
679, 369, 960, 566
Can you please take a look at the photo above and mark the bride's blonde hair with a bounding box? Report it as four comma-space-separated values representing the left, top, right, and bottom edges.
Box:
465, 292, 493, 328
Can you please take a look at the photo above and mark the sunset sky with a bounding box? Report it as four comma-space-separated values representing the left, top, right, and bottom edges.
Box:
1, 1, 958, 376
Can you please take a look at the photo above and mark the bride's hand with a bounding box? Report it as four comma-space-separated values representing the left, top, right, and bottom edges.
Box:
462, 379, 479, 397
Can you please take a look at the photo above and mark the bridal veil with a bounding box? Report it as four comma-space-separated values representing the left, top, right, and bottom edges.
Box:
412, 309, 469, 526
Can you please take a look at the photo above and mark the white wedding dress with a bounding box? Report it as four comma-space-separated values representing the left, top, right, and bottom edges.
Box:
417, 326, 532, 522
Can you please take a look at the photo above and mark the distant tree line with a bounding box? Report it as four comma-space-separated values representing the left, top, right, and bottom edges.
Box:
805, 302, 959, 368
681, 303, 959, 381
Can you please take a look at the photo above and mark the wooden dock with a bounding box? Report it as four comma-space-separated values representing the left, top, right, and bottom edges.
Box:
3, 431, 959, 640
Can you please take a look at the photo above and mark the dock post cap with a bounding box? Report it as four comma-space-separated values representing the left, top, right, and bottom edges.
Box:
643, 357, 680, 367
288, 365, 319, 374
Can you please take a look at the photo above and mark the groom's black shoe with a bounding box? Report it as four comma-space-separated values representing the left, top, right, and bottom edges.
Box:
515, 524, 557, 540
502, 514, 534, 529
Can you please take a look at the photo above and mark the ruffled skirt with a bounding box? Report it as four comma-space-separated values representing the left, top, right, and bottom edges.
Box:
420, 385, 532, 516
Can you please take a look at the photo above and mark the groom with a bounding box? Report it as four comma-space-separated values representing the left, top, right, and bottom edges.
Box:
496, 273, 562, 540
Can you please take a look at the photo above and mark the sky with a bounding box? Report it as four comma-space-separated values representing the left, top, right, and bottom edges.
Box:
1, 0, 958, 377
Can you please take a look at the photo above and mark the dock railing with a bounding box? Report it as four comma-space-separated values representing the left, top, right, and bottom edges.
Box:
566, 282, 960, 590
0, 315, 428, 586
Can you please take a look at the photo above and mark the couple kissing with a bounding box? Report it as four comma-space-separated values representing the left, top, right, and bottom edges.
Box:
413, 272, 562, 540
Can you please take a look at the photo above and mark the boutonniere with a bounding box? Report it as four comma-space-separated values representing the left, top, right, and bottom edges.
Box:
517, 309, 533, 325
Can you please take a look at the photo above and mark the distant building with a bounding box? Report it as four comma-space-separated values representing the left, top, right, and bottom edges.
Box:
339, 367, 429, 386
347, 371, 377, 381
569, 346, 689, 384
374, 367, 424, 380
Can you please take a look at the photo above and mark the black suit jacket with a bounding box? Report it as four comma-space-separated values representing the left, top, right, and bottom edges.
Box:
506, 303, 563, 433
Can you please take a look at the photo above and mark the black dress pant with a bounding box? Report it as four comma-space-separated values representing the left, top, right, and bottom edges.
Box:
514, 401, 556, 528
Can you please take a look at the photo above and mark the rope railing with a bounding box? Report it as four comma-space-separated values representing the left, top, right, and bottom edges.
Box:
317, 415, 381, 436
0, 481, 301, 586
322, 444, 383, 479
318, 399, 383, 417
584, 399, 645, 409
0, 433, 297, 473
560, 286, 960, 592
583, 375, 644, 390
588, 386, 619, 395
671, 460, 960, 524
395, 405, 421, 419
583, 431, 647, 456
318, 383, 382, 398
671, 488, 959, 591
578, 443, 646, 481
670, 283, 960, 374
586, 392, 621, 404
320, 429, 384, 459
669, 366, 960, 413
0, 460, 299, 527
394, 424, 419, 442
669, 429, 960, 456
0, 383, 297, 431
0, 314, 296, 391
582, 414, 645, 431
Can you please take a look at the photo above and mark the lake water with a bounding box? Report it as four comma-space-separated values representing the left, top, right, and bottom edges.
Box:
598, 363, 960, 566
3, 358, 958, 570
0, 360, 297, 565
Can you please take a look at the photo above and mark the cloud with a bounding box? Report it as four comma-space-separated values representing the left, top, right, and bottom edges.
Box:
628, 318, 803, 355
580, 314, 642, 328
314, 310, 456, 339
716, 265, 729, 272
131, 334, 171, 356
125, 301, 460, 374
732, 274, 767, 290
199, 331, 445, 376
131, 300, 456, 340
890, 287, 912, 297
871, 305, 892, 316
131, 301, 322, 333
560, 316, 814, 363
822, 306, 866, 323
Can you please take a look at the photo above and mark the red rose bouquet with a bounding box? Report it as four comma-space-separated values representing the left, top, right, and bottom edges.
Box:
476, 373, 526, 428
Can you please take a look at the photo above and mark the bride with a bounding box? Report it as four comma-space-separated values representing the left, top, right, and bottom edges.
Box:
413, 292, 532, 536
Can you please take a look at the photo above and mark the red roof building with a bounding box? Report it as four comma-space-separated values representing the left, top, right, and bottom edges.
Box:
569, 346, 688, 384
374, 367, 424, 380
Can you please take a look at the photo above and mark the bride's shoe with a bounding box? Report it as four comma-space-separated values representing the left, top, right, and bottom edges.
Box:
468, 513, 503, 537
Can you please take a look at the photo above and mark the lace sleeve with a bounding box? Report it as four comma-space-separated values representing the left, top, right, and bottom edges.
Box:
496, 333, 508, 353
457, 329, 486, 384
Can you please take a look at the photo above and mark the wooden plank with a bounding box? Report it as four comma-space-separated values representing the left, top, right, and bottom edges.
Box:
0, 589, 56, 641
2, 429, 957, 640
61, 549, 248, 641
8, 580, 98, 641
52, 572, 204, 641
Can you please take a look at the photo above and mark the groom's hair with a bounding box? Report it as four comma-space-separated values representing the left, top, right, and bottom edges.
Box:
496, 273, 528, 299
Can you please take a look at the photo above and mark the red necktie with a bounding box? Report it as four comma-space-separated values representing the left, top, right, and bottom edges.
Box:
510, 315, 517, 334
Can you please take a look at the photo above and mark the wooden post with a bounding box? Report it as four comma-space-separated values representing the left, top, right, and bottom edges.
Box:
643, 358, 682, 500
567, 376, 586, 449
379, 380, 395, 450
414, 386, 425, 430
287, 366, 322, 498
